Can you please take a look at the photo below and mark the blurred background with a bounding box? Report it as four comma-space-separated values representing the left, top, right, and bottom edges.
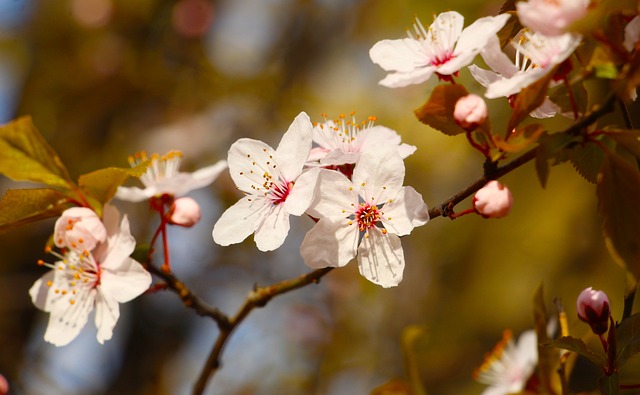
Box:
0, 0, 637, 394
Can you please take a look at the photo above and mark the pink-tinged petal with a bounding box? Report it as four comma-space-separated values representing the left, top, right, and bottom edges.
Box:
54, 207, 106, 251
515, 330, 538, 367
429, 11, 465, 53
319, 150, 360, 166
43, 289, 97, 346
275, 112, 314, 181
300, 218, 358, 268
480, 35, 519, 77
530, 98, 561, 118
94, 291, 120, 344
361, 126, 416, 159
227, 138, 278, 195
485, 68, 548, 98
253, 203, 290, 251
100, 258, 151, 303
468, 65, 502, 88
212, 196, 269, 246
378, 66, 436, 88
381, 186, 429, 236
352, 147, 405, 204
99, 207, 136, 271
369, 38, 428, 73
441, 14, 511, 75
624, 16, 640, 52
305, 169, 355, 219
285, 167, 320, 216
115, 186, 150, 202
357, 230, 404, 288
307, 147, 330, 162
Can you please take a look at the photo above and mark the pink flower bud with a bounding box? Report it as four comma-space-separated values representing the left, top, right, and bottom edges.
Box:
168, 197, 201, 227
0, 374, 8, 395
473, 181, 513, 218
54, 207, 107, 252
577, 287, 611, 335
454, 94, 488, 131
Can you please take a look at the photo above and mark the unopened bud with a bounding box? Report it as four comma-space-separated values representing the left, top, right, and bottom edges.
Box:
577, 287, 611, 335
0, 374, 8, 395
473, 181, 512, 218
454, 94, 488, 131
168, 197, 201, 227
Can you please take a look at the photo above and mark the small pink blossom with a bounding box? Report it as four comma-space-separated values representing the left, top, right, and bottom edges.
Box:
54, 207, 107, 252
168, 197, 201, 227
517, 0, 589, 37
454, 94, 488, 131
577, 287, 611, 335
474, 181, 513, 218
0, 374, 8, 395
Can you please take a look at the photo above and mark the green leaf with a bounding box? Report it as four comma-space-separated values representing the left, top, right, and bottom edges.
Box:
570, 142, 605, 184
535, 133, 576, 188
543, 336, 606, 367
597, 152, 640, 278
414, 84, 469, 136
493, 123, 544, 153
0, 188, 71, 233
0, 116, 73, 189
507, 68, 556, 132
598, 372, 619, 395
615, 312, 640, 366
78, 163, 148, 207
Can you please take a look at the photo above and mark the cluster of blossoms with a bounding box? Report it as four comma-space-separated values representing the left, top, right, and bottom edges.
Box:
213, 112, 430, 287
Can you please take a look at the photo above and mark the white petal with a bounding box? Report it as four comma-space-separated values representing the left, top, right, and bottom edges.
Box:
300, 218, 358, 268
305, 169, 354, 219
177, 160, 227, 193
43, 289, 96, 346
485, 68, 548, 98
361, 126, 416, 159
530, 98, 561, 118
115, 186, 151, 202
319, 150, 361, 166
284, 167, 320, 216
253, 203, 290, 251
357, 230, 405, 288
624, 16, 640, 52
100, 258, 151, 303
429, 12, 465, 54
479, 35, 519, 78
468, 65, 502, 88
516, 330, 539, 367
275, 112, 313, 181
227, 138, 278, 194
29, 271, 57, 312
378, 66, 436, 88
212, 196, 268, 246
369, 38, 429, 73
99, 208, 136, 271
94, 291, 120, 344
352, 146, 405, 204
381, 186, 430, 236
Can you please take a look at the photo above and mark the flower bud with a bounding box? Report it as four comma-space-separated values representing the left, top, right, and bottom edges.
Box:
577, 287, 611, 335
0, 373, 8, 395
54, 207, 107, 252
168, 197, 201, 227
454, 94, 488, 131
473, 181, 513, 218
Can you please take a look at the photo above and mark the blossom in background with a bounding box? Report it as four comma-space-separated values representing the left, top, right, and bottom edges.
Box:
624, 16, 640, 52
308, 113, 415, 167
517, 0, 589, 37
453, 94, 488, 131
116, 150, 227, 202
54, 207, 107, 252
577, 287, 611, 335
0, 374, 7, 395
369, 11, 510, 87
477, 30, 581, 100
212, 112, 320, 252
474, 180, 513, 218
468, 35, 565, 118
29, 205, 152, 346
300, 147, 429, 288
168, 197, 202, 227
474, 329, 538, 395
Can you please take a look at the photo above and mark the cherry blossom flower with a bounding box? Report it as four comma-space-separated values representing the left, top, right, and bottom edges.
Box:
300, 147, 429, 288
624, 16, 640, 52
369, 11, 510, 87
54, 207, 107, 252
307, 113, 416, 167
577, 287, 611, 335
468, 35, 565, 118
212, 112, 320, 252
474, 180, 513, 218
29, 205, 152, 346
168, 197, 201, 227
474, 329, 538, 395
478, 30, 581, 100
454, 94, 488, 131
517, 0, 589, 37
116, 150, 227, 202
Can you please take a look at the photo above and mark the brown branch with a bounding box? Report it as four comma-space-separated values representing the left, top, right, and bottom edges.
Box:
192, 267, 333, 395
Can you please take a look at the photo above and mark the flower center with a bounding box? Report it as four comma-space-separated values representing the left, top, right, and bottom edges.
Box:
129, 150, 183, 187
40, 249, 102, 306
268, 179, 293, 205
408, 16, 457, 68
355, 203, 381, 232
316, 112, 377, 154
